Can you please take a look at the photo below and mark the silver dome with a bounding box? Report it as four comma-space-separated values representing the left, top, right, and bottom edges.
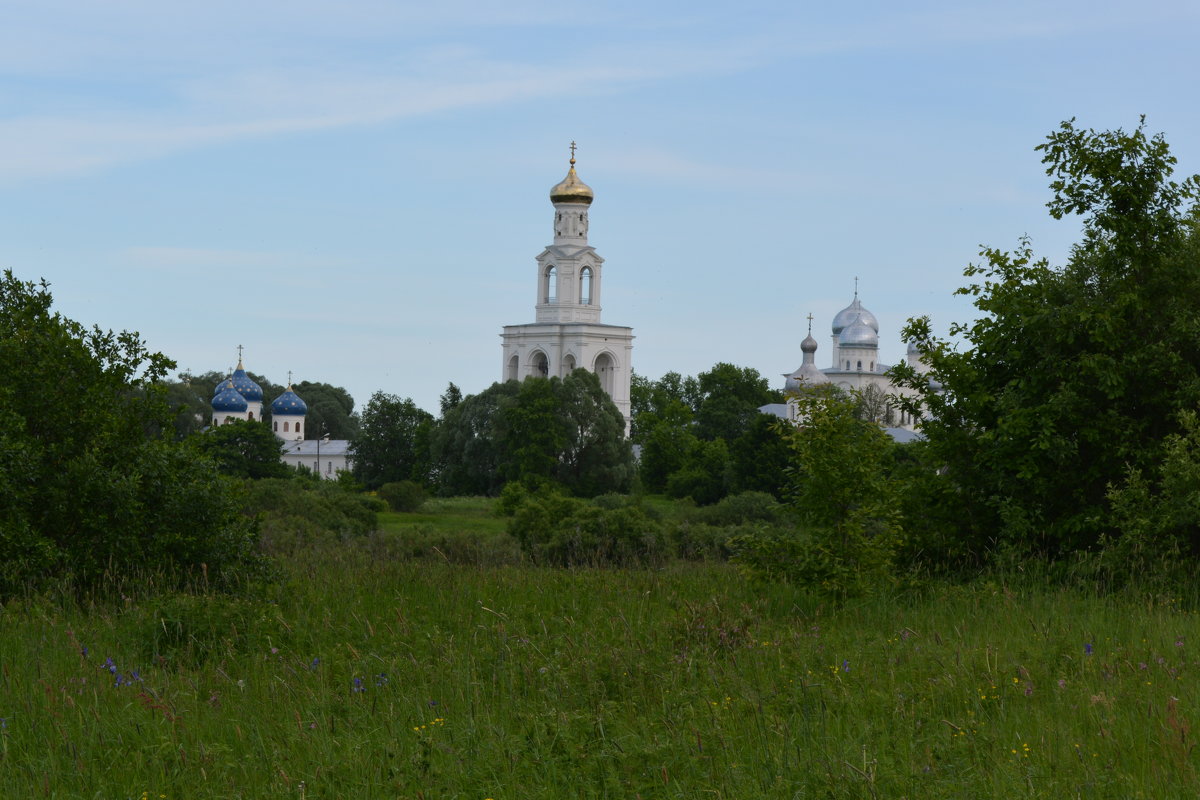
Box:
832, 296, 879, 335
784, 334, 830, 391
839, 314, 879, 348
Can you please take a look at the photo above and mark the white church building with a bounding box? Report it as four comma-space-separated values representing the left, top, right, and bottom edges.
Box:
210, 356, 352, 479
500, 147, 634, 428
766, 290, 929, 438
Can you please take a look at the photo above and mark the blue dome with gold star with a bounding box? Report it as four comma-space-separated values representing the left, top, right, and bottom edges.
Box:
271, 385, 307, 416
212, 379, 249, 412
229, 360, 263, 402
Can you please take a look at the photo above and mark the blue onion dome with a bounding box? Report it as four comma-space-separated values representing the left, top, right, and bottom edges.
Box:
212, 379, 249, 412
549, 151, 594, 205
229, 359, 263, 402
831, 295, 879, 335
271, 385, 308, 416
839, 313, 879, 348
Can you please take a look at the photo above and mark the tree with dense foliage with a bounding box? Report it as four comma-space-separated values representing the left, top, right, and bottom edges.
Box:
350, 392, 434, 489
432, 381, 519, 496
191, 419, 289, 479
0, 271, 260, 594
433, 370, 634, 497
693, 363, 781, 442
293, 381, 358, 440
733, 386, 902, 597
726, 412, 790, 498
632, 365, 780, 501
892, 118, 1200, 561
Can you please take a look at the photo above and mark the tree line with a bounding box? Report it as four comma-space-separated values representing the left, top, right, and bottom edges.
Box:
4, 117, 1198, 597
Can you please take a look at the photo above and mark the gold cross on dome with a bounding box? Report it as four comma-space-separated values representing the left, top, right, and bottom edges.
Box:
569, 141, 577, 165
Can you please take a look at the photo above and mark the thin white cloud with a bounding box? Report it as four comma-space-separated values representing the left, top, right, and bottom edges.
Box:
0, 34, 766, 182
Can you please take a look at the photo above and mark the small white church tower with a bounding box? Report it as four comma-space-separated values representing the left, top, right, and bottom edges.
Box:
501, 144, 634, 427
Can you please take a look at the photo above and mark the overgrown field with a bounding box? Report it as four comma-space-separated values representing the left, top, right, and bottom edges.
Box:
3, 500, 1200, 798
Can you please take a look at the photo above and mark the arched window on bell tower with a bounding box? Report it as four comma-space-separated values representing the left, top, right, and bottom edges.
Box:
580, 267, 593, 305
544, 266, 557, 303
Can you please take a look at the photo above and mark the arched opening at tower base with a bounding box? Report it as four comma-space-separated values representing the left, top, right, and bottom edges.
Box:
531, 351, 549, 378
593, 352, 615, 395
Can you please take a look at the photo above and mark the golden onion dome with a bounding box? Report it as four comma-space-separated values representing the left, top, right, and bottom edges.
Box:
550, 144, 594, 205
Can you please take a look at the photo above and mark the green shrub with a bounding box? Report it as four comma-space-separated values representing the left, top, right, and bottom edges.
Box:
693, 490, 780, 526
244, 478, 379, 555
507, 489, 666, 566
730, 521, 899, 600
377, 480, 427, 512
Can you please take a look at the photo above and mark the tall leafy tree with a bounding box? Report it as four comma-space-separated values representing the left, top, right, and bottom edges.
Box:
293, 381, 358, 440
0, 271, 259, 594
350, 392, 434, 489
892, 118, 1200, 558
693, 363, 780, 442
191, 419, 289, 479
432, 381, 519, 496
433, 371, 633, 497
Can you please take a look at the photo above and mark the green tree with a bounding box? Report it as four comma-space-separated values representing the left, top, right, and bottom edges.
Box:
432, 371, 633, 497
666, 437, 731, 505
293, 381, 357, 440
727, 412, 790, 498
637, 398, 697, 492
892, 118, 1200, 558
191, 419, 289, 479
555, 369, 635, 496
0, 271, 259, 594
733, 386, 902, 597
693, 363, 780, 442
431, 381, 519, 497
350, 392, 434, 490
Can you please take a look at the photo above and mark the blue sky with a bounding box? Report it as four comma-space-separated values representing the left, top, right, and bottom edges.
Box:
2, 1, 1198, 414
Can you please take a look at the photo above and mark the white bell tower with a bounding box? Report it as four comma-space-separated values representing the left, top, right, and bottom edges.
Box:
501, 144, 634, 430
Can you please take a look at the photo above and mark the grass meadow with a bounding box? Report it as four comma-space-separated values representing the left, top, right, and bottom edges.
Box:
3, 498, 1200, 798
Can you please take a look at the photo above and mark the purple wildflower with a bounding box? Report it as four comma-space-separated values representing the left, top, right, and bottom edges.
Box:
103, 657, 117, 674
375, 673, 388, 687
352, 677, 365, 693
1084, 643, 1093, 656
308, 657, 320, 671
841, 659, 850, 673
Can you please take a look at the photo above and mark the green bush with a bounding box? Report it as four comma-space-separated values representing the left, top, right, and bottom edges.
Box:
377, 480, 427, 512
693, 490, 781, 526
730, 521, 899, 600
0, 272, 264, 597
507, 489, 667, 566
244, 478, 379, 555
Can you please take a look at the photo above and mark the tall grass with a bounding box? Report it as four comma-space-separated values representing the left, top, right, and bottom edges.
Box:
2, 506, 1199, 798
